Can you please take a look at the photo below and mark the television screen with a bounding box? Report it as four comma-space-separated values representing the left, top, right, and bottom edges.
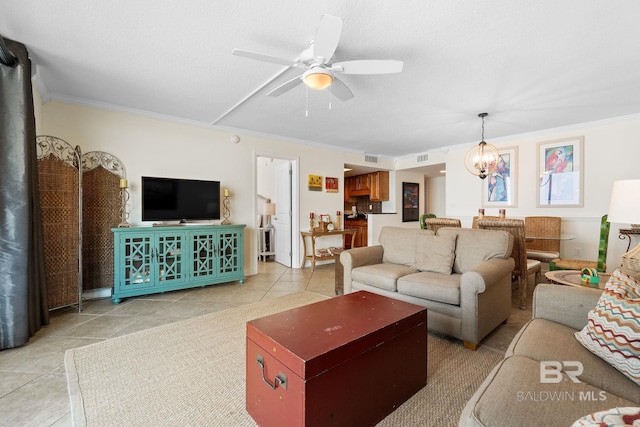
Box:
142, 176, 221, 222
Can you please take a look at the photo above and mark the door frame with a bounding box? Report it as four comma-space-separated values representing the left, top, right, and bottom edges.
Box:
253, 151, 300, 271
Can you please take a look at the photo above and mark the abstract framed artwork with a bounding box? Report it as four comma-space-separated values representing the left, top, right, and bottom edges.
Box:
308, 174, 322, 191
537, 136, 584, 207
325, 177, 338, 192
482, 146, 517, 207
402, 182, 419, 222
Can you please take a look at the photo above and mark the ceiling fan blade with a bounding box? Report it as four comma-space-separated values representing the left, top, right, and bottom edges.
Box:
330, 76, 354, 101
266, 75, 303, 97
332, 60, 404, 74
311, 14, 342, 63
232, 48, 298, 67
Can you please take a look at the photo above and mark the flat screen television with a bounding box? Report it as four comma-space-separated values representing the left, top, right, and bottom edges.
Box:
142, 176, 221, 222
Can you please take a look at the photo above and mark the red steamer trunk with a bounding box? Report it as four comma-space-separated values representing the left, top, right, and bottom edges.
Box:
246, 291, 427, 426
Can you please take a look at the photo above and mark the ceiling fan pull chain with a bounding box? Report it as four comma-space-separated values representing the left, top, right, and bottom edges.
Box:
329, 85, 332, 110
305, 85, 309, 117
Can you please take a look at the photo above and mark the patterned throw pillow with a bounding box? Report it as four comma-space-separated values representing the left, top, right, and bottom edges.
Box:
571, 407, 640, 427
575, 269, 640, 386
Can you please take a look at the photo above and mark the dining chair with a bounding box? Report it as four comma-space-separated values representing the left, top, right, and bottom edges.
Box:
471, 215, 501, 229
477, 218, 542, 309
550, 214, 610, 273
524, 216, 561, 262
423, 217, 462, 232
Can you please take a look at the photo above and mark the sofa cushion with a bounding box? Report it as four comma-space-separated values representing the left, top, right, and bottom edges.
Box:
352, 263, 419, 292
461, 355, 637, 427
510, 318, 640, 404
414, 234, 456, 274
437, 228, 512, 274
379, 226, 434, 267
397, 272, 461, 305
575, 269, 640, 386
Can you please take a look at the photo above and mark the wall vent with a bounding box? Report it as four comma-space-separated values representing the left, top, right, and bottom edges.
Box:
417, 154, 429, 162
364, 154, 379, 164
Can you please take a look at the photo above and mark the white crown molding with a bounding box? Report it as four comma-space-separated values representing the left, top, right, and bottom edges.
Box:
41, 91, 640, 164
31, 66, 51, 103
45, 92, 395, 159
393, 112, 640, 164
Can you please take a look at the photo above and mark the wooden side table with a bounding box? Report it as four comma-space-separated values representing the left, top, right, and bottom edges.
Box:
545, 270, 610, 290
300, 229, 357, 271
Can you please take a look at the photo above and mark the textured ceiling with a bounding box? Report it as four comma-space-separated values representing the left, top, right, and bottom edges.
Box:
2, 1, 640, 158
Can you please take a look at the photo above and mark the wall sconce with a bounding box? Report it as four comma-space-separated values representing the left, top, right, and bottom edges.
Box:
263, 203, 276, 228
464, 113, 499, 180
118, 178, 131, 228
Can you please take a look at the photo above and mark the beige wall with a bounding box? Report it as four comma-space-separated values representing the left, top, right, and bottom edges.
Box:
37, 97, 640, 273
399, 116, 640, 271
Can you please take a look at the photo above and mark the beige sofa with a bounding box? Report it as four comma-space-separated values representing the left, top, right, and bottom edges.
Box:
459, 282, 640, 426
340, 226, 515, 349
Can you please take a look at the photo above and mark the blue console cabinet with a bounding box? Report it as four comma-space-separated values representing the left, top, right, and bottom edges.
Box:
112, 224, 245, 304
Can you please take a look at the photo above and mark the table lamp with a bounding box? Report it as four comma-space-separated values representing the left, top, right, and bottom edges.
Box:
263, 203, 276, 228
607, 179, 640, 270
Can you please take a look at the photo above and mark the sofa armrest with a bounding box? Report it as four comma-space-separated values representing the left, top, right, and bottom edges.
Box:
340, 246, 384, 294
532, 283, 603, 330
460, 258, 515, 294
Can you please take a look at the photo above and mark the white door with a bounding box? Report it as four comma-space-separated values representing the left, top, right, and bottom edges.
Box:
274, 161, 292, 266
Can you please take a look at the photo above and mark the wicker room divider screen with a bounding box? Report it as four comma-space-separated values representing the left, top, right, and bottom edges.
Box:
81, 152, 124, 291
36, 136, 82, 310
36, 136, 125, 311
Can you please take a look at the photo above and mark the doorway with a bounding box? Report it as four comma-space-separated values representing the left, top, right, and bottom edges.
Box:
256, 155, 299, 268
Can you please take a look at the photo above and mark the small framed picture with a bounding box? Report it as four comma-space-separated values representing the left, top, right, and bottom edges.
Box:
308, 174, 322, 191
537, 137, 584, 207
402, 182, 419, 222
325, 177, 339, 192
483, 146, 517, 208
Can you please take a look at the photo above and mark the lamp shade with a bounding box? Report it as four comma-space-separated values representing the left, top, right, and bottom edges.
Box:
607, 179, 640, 225
263, 203, 276, 216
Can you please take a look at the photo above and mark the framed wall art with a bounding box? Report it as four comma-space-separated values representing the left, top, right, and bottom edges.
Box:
308, 174, 322, 191
537, 136, 584, 207
482, 146, 517, 207
402, 182, 419, 222
325, 177, 338, 192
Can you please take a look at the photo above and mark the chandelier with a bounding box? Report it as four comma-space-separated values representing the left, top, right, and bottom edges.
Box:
464, 113, 499, 179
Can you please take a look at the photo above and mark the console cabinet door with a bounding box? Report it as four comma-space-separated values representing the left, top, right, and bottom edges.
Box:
189, 229, 218, 280
218, 228, 244, 279
116, 232, 154, 292
155, 231, 186, 285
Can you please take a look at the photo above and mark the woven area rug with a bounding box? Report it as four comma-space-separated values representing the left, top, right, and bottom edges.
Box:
65, 291, 503, 427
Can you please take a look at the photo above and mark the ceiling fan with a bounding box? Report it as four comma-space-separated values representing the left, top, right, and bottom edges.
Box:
232, 14, 403, 101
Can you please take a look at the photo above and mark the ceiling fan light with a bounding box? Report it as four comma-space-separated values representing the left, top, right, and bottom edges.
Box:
303, 68, 333, 90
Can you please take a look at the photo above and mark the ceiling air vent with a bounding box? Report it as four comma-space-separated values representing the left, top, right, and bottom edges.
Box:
417, 154, 429, 162
364, 154, 379, 164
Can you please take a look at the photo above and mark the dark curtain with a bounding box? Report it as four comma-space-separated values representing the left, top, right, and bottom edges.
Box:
0, 36, 48, 350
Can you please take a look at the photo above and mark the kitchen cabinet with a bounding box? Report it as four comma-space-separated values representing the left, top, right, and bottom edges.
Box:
344, 219, 368, 248
344, 171, 389, 201
369, 171, 389, 201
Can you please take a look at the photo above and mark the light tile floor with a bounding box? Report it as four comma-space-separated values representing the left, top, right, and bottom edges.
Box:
0, 261, 534, 427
